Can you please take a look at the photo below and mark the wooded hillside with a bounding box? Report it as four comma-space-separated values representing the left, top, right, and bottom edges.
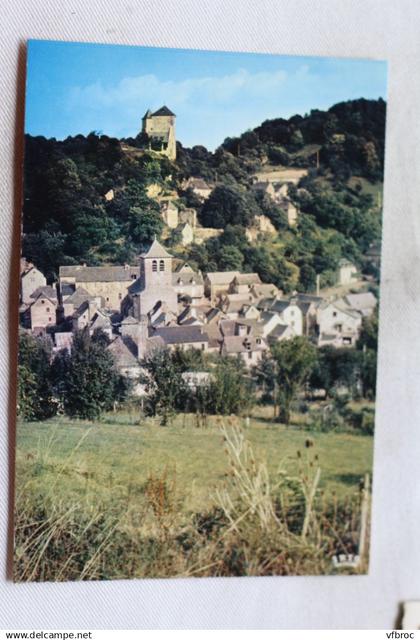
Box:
22, 98, 385, 292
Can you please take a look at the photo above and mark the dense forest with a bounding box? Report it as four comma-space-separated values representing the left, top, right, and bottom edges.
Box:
22, 98, 385, 291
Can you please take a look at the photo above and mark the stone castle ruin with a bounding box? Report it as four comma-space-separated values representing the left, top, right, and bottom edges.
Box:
141, 105, 176, 160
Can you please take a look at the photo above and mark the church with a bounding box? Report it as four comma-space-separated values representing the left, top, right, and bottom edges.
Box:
129, 237, 178, 319
141, 106, 176, 160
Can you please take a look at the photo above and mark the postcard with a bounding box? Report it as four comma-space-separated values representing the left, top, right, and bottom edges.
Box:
15, 40, 386, 581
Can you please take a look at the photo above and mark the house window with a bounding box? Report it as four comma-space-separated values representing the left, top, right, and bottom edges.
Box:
201, 343, 205, 351
46, 307, 50, 312
41, 299, 45, 304
152, 260, 157, 272
48, 317, 52, 322
106, 297, 109, 302
256, 337, 261, 344
159, 260, 165, 272
118, 293, 122, 300
248, 351, 253, 359
333, 311, 337, 317
336, 324, 343, 333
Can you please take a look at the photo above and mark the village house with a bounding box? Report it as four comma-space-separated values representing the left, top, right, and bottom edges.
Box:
89, 308, 113, 340
149, 301, 178, 327
221, 333, 267, 368
229, 273, 262, 295
120, 315, 142, 340
183, 177, 213, 200
59, 264, 140, 311
221, 299, 256, 320
178, 306, 206, 326
204, 271, 240, 301
72, 298, 103, 332
293, 293, 323, 336
266, 322, 296, 343
342, 292, 377, 317
250, 282, 280, 301
151, 325, 209, 352
21, 263, 47, 305
317, 300, 362, 347
107, 336, 144, 396
172, 263, 204, 302
337, 259, 358, 286
269, 299, 304, 336
239, 304, 261, 321
28, 286, 58, 332
60, 287, 103, 322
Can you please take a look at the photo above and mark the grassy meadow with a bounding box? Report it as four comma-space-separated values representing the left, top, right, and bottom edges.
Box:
14, 407, 374, 582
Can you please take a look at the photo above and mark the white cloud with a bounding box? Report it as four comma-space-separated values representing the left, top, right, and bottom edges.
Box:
68, 67, 290, 113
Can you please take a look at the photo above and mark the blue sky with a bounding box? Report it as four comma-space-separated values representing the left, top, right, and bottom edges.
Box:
25, 40, 387, 150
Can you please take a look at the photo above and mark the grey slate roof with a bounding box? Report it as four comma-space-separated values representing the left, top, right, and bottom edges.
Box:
152, 106, 175, 117
59, 265, 140, 283
256, 297, 277, 311
296, 301, 312, 316
344, 292, 377, 311
205, 271, 240, 285
153, 326, 209, 345
64, 287, 93, 306
295, 293, 323, 306
233, 273, 262, 286
271, 299, 290, 314
222, 335, 266, 355
172, 270, 204, 286
141, 238, 173, 260
30, 286, 57, 301
267, 324, 289, 338
108, 336, 139, 367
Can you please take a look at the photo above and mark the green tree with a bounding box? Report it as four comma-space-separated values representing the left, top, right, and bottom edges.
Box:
310, 346, 361, 398
217, 245, 244, 271
206, 357, 254, 415
270, 337, 317, 425
359, 349, 377, 399
139, 347, 188, 425
200, 185, 255, 228
127, 207, 164, 247
357, 311, 378, 351
55, 329, 120, 420
17, 332, 56, 420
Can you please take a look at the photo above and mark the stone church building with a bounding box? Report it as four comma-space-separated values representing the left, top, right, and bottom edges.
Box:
130, 237, 178, 318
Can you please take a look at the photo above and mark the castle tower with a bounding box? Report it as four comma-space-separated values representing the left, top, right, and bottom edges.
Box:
141, 106, 176, 160
133, 238, 178, 318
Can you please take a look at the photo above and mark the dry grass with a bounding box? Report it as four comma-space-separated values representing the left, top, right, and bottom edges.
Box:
14, 413, 371, 581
